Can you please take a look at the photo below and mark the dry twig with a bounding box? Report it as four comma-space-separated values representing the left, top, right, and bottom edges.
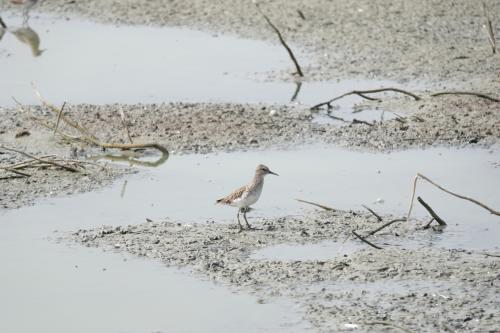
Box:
296, 198, 335, 211
417, 197, 447, 226
310, 88, 421, 110
0, 146, 80, 173
362, 204, 383, 221
407, 173, 500, 220
431, 91, 500, 102
364, 218, 406, 238
482, 0, 497, 54
53, 101, 66, 136
254, 1, 304, 77
362, 321, 413, 333
29, 85, 168, 155
352, 230, 382, 250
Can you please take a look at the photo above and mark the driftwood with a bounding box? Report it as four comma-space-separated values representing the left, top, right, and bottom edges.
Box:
417, 197, 447, 226
310, 88, 421, 110
296, 198, 335, 211
254, 1, 304, 77
407, 173, 500, 220
352, 230, 382, 250
362, 204, 383, 221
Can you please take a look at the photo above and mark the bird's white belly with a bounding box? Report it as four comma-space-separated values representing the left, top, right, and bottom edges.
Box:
233, 183, 263, 208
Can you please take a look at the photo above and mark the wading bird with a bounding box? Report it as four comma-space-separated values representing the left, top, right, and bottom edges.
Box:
216, 164, 278, 232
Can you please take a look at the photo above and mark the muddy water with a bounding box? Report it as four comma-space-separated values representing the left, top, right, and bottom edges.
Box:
0, 211, 308, 333
4, 145, 499, 247
0, 13, 400, 123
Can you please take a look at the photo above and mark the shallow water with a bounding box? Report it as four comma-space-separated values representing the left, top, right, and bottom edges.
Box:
2, 146, 498, 330
1, 11, 499, 332
0, 13, 401, 123
0, 215, 308, 333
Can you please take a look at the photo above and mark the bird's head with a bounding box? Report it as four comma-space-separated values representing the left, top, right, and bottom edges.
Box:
256, 164, 278, 176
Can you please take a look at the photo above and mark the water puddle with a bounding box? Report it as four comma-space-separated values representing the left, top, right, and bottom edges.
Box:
3, 146, 499, 249
0, 242, 307, 333
0, 12, 405, 124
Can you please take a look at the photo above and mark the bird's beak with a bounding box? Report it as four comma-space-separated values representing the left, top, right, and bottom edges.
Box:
268, 170, 279, 176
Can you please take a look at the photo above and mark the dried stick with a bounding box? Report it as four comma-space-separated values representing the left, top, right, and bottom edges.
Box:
364, 218, 406, 237
254, 1, 304, 77
0, 16, 6, 29
31, 86, 168, 155
290, 81, 302, 102
310, 88, 421, 110
53, 101, 66, 136
482, 1, 497, 54
32, 83, 98, 140
0, 166, 31, 177
422, 218, 435, 229
362, 204, 383, 221
0, 146, 79, 173
417, 197, 447, 226
362, 321, 413, 333
481, 252, 500, 258
119, 107, 134, 144
407, 173, 500, 220
431, 91, 499, 102
352, 230, 382, 250
352, 119, 374, 126
296, 198, 335, 211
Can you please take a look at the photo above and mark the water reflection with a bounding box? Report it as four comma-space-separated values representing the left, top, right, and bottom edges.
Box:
0, 3, 43, 56
11, 25, 43, 56
91, 149, 169, 168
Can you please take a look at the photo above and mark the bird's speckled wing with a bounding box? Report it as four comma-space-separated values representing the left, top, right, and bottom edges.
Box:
216, 185, 248, 205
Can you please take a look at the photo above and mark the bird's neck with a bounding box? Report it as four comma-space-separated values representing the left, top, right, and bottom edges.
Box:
250, 172, 265, 188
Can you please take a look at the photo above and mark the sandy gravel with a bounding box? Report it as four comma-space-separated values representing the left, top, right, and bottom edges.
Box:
70, 209, 500, 332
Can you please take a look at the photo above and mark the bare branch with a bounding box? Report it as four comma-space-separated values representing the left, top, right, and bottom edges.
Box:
352, 230, 382, 249
407, 173, 500, 220
0, 146, 80, 173
311, 88, 420, 110
254, 2, 304, 77
431, 91, 499, 102
296, 198, 335, 211
364, 218, 406, 237
53, 101, 66, 136
417, 197, 447, 226
362, 204, 383, 221
482, 0, 497, 54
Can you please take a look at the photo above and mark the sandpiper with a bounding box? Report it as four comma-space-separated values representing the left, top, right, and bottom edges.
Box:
216, 164, 278, 232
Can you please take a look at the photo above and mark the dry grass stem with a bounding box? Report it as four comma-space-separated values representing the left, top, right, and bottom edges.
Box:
295, 198, 335, 211
254, 1, 304, 77
407, 173, 500, 220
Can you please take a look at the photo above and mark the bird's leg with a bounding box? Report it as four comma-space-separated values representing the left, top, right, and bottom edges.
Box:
243, 207, 253, 229
236, 209, 244, 233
